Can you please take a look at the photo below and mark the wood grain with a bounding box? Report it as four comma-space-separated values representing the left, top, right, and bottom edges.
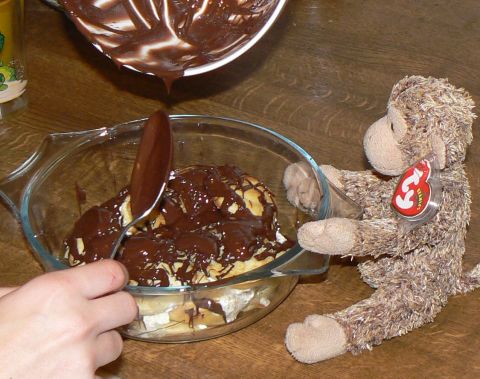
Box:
1, 0, 480, 377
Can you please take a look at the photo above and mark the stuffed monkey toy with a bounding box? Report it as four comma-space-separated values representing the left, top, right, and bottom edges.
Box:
283, 75, 479, 363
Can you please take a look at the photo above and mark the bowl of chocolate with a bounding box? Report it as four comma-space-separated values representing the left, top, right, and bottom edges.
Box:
54, 0, 289, 87
0, 114, 357, 342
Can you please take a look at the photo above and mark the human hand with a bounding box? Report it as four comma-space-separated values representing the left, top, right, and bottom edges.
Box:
0, 287, 16, 297
0, 260, 138, 379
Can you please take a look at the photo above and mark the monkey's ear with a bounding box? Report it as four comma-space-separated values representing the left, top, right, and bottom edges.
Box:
431, 133, 446, 169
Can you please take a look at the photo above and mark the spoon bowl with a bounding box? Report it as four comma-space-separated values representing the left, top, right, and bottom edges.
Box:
110, 110, 173, 259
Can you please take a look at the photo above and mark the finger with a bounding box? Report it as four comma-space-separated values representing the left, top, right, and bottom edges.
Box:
90, 291, 138, 333
0, 287, 17, 298
94, 330, 123, 369
53, 260, 129, 299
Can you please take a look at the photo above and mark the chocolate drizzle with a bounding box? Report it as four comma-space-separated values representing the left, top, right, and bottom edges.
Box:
64, 165, 294, 287
59, 0, 279, 87
65, 187, 127, 262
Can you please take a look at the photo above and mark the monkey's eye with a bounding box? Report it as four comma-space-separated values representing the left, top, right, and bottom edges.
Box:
390, 122, 394, 132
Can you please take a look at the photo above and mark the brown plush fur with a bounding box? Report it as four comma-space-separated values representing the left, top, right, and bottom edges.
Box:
284, 76, 479, 362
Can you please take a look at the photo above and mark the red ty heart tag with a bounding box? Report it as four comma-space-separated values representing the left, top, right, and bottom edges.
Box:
391, 158, 441, 225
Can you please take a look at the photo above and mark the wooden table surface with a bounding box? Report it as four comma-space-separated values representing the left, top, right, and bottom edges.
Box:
1, 0, 480, 377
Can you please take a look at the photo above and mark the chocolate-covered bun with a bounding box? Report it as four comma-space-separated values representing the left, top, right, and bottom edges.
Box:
64, 165, 294, 287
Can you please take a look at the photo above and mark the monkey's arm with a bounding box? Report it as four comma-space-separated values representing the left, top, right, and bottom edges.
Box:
283, 162, 396, 219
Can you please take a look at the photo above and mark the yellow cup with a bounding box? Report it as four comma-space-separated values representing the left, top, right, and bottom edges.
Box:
0, 0, 26, 116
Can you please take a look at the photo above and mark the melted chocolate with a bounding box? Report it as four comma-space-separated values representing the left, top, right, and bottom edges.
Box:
194, 298, 226, 322
64, 165, 295, 286
59, 0, 279, 88
188, 297, 227, 327
65, 187, 127, 261
129, 110, 172, 219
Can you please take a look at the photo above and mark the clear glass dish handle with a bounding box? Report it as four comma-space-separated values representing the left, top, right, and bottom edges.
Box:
268, 177, 363, 272
0, 128, 109, 221
324, 178, 364, 219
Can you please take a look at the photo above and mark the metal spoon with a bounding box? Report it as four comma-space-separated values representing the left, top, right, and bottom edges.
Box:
110, 110, 173, 259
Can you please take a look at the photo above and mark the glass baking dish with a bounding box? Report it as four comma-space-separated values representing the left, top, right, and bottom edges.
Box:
0, 115, 361, 342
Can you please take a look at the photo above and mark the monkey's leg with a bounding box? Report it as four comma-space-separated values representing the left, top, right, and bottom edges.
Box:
286, 272, 448, 363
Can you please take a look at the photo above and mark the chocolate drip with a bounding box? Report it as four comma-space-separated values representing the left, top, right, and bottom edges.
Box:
64, 165, 295, 286
59, 0, 278, 87
188, 297, 227, 328
194, 298, 226, 321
